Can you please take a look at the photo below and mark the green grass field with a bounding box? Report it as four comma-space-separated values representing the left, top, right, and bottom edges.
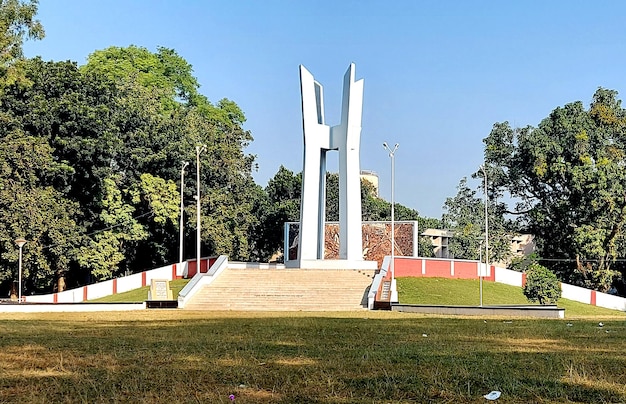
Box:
0, 310, 625, 403
90, 279, 191, 303
397, 277, 625, 318
21, 275, 617, 402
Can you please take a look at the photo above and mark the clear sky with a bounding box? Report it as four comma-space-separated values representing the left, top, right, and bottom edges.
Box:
23, 1, 626, 218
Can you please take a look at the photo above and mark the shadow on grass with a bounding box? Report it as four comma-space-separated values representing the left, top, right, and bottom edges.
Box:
0, 314, 625, 403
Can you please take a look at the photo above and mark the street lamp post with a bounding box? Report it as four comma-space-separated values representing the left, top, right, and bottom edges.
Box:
179, 161, 189, 264
383, 142, 399, 302
15, 238, 26, 303
196, 145, 207, 275
480, 164, 489, 307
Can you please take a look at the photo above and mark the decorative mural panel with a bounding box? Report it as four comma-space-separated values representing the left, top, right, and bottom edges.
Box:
287, 221, 417, 267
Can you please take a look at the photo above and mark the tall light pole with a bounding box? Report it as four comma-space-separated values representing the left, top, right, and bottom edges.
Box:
383, 142, 399, 302
480, 164, 489, 307
179, 161, 189, 264
15, 238, 26, 303
196, 145, 207, 275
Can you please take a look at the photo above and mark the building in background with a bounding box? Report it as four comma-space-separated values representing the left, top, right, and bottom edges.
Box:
421, 229, 536, 263
510, 234, 535, 257
422, 228, 454, 258
360, 170, 379, 197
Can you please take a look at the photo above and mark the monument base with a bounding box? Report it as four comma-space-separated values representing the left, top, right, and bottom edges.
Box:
285, 259, 379, 270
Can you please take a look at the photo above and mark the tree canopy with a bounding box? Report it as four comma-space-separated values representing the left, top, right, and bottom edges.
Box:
0, 37, 261, 293
0, 0, 43, 87
442, 177, 513, 263
483, 88, 626, 292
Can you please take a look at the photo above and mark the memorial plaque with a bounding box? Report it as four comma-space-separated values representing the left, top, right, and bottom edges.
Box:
149, 279, 173, 301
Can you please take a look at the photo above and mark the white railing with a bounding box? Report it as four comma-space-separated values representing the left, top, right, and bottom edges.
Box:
178, 255, 229, 308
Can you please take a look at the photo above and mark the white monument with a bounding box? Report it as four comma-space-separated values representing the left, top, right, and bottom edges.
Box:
291, 63, 377, 270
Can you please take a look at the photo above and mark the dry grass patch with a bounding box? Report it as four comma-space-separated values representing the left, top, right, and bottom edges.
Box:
0, 311, 625, 403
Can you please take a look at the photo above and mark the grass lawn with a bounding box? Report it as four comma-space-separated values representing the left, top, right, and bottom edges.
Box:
90, 279, 191, 303
397, 277, 626, 318
0, 310, 625, 403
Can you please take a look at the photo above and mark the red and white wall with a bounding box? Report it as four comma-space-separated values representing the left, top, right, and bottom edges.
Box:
24, 262, 187, 304
393, 257, 626, 312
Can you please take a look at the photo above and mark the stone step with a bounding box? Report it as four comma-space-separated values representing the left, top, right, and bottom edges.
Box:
184, 267, 373, 311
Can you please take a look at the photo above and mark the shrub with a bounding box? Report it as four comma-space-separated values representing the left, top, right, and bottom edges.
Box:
523, 263, 561, 304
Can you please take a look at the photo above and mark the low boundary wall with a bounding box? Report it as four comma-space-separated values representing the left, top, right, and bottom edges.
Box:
22, 261, 189, 304
388, 257, 626, 312
392, 304, 565, 318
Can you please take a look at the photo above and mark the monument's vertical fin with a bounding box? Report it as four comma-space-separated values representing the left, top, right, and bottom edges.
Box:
293, 64, 375, 270
298, 65, 330, 261
335, 63, 364, 260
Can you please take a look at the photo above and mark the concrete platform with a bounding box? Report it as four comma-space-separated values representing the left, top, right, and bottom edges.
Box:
286, 259, 379, 270
392, 304, 565, 318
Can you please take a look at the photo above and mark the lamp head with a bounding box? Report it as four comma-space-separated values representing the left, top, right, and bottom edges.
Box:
382, 142, 388, 149
15, 238, 26, 248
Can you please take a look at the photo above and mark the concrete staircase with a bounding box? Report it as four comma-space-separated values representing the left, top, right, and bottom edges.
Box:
183, 268, 375, 311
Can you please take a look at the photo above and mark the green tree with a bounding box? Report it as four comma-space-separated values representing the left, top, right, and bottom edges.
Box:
0, 40, 262, 288
81, 45, 199, 111
249, 166, 301, 261
0, 0, 44, 87
483, 88, 626, 291
0, 130, 81, 293
1, 57, 164, 282
442, 177, 512, 262
81, 46, 259, 264
523, 263, 561, 304
77, 176, 148, 280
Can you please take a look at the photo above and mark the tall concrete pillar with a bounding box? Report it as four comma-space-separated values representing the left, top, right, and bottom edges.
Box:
294, 64, 374, 269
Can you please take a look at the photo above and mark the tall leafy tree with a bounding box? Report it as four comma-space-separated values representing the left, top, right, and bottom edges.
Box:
81, 45, 199, 111
483, 88, 626, 291
81, 46, 260, 264
77, 176, 148, 281
0, 0, 44, 88
249, 165, 301, 261
442, 177, 511, 262
0, 130, 81, 293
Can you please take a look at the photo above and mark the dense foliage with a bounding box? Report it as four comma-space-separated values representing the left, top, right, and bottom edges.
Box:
0, 2, 263, 294
483, 88, 626, 292
442, 88, 626, 294
0, 3, 437, 295
523, 263, 562, 304
442, 177, 512, 263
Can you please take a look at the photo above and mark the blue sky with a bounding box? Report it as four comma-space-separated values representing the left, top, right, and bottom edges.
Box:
23, 1, 626, 218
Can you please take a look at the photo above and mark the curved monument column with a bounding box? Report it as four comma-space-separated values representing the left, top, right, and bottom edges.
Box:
293, 63, 376, 270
